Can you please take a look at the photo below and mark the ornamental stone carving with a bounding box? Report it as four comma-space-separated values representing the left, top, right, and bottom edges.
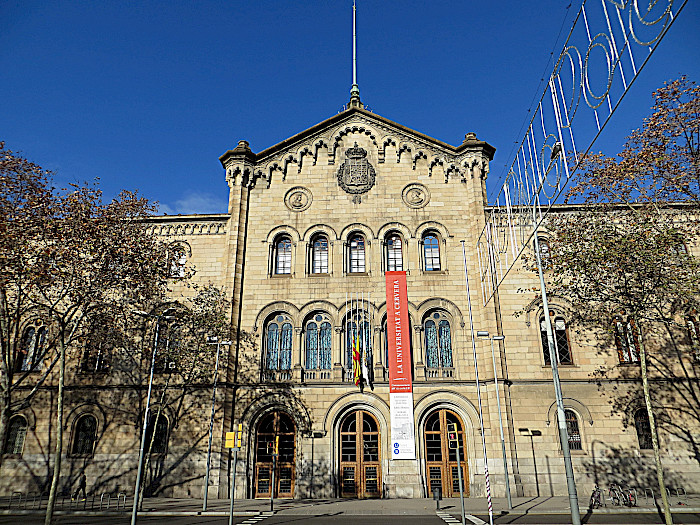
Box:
284, 187, 312, 212
402, 183, 430, 209
337, 143, 376, 195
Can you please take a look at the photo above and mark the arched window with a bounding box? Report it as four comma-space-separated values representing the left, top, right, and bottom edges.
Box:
423, 233, 441, 271
614, 316, 640, 364
564, 409, 582, 450
155, 321, 180, 373
385, 233, 403, 272
3, 415, 28, 455
687, 315, 699, 360
145, 414, 169, 454
168, 245, 188, 278
345, 309, 371, 382
305, 313, 332, 370
540, 315, 573, 365
71, 415, 97, 456
17, 325, 47, 372
264, 314, 293, 380
537, 238, 551, 268
274, 236, 292, 275
425, 311, 452, 369
348, 234, 366, 273
311, 235, 329, 274
634, 409, 653, 449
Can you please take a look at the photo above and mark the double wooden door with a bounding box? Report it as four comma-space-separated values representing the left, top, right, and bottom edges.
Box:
254, 411, 295, 498
339, 410, 382, 498
424, 409, 469, 497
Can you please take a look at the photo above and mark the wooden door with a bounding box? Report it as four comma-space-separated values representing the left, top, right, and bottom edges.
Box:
424, 409, 468, 497
254, 411, 295, 498
339, 410, 382, 498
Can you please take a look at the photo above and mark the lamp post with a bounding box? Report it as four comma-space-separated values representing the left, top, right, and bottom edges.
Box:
203, 336, 231, 512
130, 308, 175, 525
477, 331, 512, 509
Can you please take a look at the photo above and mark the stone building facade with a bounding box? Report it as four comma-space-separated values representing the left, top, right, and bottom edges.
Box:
4, 97, 700, 501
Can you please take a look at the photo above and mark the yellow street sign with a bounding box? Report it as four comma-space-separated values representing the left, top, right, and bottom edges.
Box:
225, 432, 237, 448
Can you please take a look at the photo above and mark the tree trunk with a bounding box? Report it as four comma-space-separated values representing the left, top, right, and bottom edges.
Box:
44, 336, 66, 525
637, 324, 673, 525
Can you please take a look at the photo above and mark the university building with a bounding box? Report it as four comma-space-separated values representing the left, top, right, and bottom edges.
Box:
4, 91, 700, 500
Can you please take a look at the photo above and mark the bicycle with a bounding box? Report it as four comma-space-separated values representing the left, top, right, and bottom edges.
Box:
589, 485, 603, 509
613, 485, 637, 507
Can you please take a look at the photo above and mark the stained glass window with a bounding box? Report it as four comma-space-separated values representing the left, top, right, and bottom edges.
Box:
425, 312, 452, 369
265, 317, 292, 371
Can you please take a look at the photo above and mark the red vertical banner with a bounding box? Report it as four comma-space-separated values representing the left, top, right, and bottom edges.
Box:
385, 271, 415, 459
385, 271, 412, 393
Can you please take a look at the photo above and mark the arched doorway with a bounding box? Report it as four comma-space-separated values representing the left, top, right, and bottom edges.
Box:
254, 411, 295, 498
424, 409, 469, 497
339, 410, 382, 498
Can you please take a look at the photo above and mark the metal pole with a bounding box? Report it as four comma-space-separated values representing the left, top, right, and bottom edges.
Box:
270, 453, 277, 512
131, 319, 160, 525
203, 341, 222, 512
461, 241, 494, 525
455, 437, 466, 525
352, 0, 356, 86
490, 337, 513, 509
532, 232, 581, 525
228, 449, 238, 525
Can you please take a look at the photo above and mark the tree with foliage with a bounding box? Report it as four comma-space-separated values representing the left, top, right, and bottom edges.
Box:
0, 143, 59, 472
134, 284, 231, 508
543, 77, 700, 525
0, 143, 172, 524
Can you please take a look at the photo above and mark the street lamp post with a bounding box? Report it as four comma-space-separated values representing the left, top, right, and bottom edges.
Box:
477, 331, 512, 509
130, 308, 175, 525
203, 336, 231, 512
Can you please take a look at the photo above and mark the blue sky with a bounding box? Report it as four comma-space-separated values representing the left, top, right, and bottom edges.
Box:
2, 1, 699, 215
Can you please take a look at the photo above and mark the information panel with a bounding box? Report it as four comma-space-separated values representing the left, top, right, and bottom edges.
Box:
385, 271, 415, 459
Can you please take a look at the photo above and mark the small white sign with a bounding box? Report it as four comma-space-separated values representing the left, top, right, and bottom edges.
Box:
390, 392, 416, 459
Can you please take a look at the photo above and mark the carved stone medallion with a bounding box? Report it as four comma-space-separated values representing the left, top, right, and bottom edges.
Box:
284, 187, 312, 212
402, 183, 430, 209
337, 143, 376, 195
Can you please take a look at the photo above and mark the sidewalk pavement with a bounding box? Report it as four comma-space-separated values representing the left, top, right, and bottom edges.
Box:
3, 494, 700, 517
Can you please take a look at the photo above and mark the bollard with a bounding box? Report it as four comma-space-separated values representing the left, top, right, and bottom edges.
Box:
432, 486, 442, 510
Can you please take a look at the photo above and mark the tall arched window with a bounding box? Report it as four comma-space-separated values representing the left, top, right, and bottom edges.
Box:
17, 325, 47, 372
274, 236, 292, 275
145, 414, 169, 454
311, 235, 329, 274
348, 234, 366, 273
345, 310, 371, 382
614, 316, 640, 364
264, 315, 293, 380
423, 233, 441, 271
71, 415, 97, 456
385, 233, 403, 272
564, 409, 582, 450
168, 244, 188, 278
3, 415, 28, 455
425, 311, 452, 369
634, 409, 653, 449
687, 315, 699, 360
540, 315, 572, 365
305, 313, 332, 371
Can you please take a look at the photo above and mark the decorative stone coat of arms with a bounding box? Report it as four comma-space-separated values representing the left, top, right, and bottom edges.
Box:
337, 143, 376, 195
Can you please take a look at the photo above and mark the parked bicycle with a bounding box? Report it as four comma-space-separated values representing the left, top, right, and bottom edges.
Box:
613, 485, 637, 507
589, 485, 604, 509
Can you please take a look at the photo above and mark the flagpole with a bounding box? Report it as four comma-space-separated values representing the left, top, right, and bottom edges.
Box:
461, 240, 494, 525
